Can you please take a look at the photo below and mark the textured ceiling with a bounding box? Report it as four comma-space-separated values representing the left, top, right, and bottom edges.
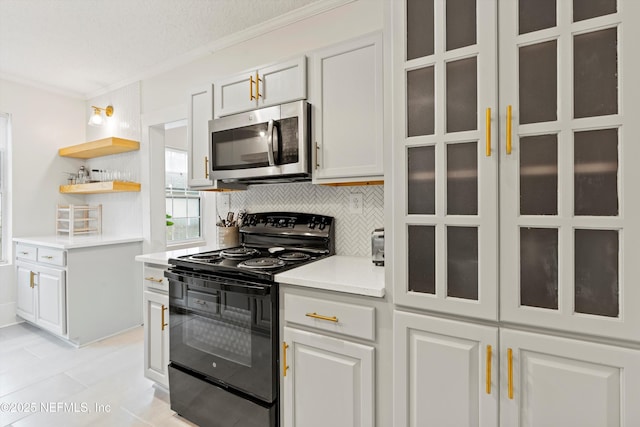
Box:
0, 0, 323, 98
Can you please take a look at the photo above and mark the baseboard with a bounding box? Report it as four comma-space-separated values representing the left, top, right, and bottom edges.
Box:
0, 302, 19, 328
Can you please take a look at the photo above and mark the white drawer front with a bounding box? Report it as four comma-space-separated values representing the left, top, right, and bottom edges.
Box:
284, 293, 375, 341
15, 243, 37, 262
143, 265, 168, 292
37, 247, 66, 267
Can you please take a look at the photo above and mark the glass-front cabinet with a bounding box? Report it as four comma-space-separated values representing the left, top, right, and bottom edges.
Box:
499, 0, 640, 341
394, 0, 640, 341
393, 0, 499, 320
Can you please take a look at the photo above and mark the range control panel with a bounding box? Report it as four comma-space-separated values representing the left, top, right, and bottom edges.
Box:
241, 212, 333, 235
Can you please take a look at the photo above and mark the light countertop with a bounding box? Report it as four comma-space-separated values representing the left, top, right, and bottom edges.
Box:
135, 245, 221, 267
275, 255, 386, 298
14, 235, 143, 250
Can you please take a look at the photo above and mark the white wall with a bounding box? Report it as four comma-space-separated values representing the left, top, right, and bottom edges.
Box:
0, 78, 85, 327
84, 82, 142, 236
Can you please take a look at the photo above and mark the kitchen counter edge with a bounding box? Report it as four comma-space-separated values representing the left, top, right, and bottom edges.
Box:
276, 255, 386, 298
14, 235, 143, 250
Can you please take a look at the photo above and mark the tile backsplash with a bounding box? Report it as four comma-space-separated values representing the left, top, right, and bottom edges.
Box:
219, 183, 384, 257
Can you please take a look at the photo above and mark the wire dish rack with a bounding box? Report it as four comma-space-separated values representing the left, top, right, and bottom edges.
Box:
56, 204, 102, 236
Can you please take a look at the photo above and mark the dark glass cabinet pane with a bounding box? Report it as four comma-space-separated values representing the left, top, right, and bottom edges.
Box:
408, 225, 436, 294
407, 66, 435, 137
447, 227, 479, 300
574, 28, 618, 118
408, 146, 436, 214
446, 0, 477, 51
574, 0, 617, 22
446, 57, 478, 133
520, 228, 559, 309
519, 0, 556, 34
574, 129, 618, 216
407, 0, 435, 60
519, 40, 558, 124
520, 134, 558, 215
447, 142, 478, 215
575, 229, 619, 317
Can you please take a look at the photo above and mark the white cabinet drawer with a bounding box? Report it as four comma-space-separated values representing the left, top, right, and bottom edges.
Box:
37, 247, 65, 267
143, 265, 168, 292
284, 293, 375, 341
15, 243, 37, 262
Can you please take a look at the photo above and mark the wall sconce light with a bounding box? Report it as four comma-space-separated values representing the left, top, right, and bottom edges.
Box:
88, 105, 114, 126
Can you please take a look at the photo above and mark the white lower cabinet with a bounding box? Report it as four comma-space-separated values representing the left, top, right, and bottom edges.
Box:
141, 263, 170, 388
143, 290, 169, 388
15, 240, 142, 346
16, 260, 66, 336
393, 311, 498, 427
281, 291, 377, 427
394, 310, 640, 427
501, 328, 640, 427
282, 326, 374, 427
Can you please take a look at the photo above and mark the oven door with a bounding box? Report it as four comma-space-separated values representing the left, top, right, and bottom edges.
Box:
166, 270, 278, 403
209, 100, 309, 181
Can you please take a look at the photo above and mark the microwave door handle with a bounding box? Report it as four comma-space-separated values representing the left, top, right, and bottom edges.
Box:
266, 119, 276, 166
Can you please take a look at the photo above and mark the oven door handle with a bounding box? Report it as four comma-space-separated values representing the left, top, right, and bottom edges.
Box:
230, 283, 270, 295
166, 270, 272, 296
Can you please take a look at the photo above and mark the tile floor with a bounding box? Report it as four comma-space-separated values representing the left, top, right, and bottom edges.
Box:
0, 323, 197, 427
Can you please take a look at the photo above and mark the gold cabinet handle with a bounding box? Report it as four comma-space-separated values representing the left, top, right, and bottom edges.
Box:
30, 271, 36, 288
41, 255, 54, 260
486, 108, 492, 157
145, 276, 163, 283
507, 347, 514, 399
506, 105, 513, 155
305, 312, 338, 323
283, 342, 289, 377
205, 156, 209, 179
255, 71, 262, 99
161, 305, 168, 331
486, 345, 492, 394
250, 75, 256, 100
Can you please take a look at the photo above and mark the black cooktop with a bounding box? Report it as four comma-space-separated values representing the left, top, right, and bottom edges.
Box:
168, 212, 334, 281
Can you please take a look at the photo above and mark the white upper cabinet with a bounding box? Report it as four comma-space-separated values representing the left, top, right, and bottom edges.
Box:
394, 0, 640, 341
187, 84, 214, 188
311, 33, 384, 183
187, 84, 246, 191
393, 0, 499, 320
213, 56, 306, 117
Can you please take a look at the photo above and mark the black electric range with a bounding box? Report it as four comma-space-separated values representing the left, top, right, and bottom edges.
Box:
165, 212, 334, 427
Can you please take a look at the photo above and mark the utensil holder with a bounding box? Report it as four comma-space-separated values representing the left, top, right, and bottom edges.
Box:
217, 226, 239, 247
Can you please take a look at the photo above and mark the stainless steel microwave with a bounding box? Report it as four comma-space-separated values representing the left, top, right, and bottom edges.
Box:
209, 100, 311, 183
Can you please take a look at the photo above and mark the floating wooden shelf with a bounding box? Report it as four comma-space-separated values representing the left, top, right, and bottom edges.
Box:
58, 137, 140, 159
59, 181, 141, 194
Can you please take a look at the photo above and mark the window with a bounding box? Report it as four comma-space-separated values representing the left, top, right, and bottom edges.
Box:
0, 113, 9, 262
165, 148, 201, 243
